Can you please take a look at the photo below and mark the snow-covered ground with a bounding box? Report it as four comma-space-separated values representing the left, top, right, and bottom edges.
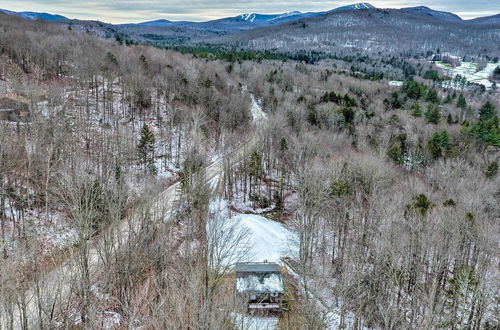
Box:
435, 61, 497, 89
226, 214, 297, 263
325, 307, 362, 330
388, 80, 404, 87
232, 198, 275, 214
32, 212, 78, 251
208, 198, 297, 266
101, 311, 122, 329
250, 95, 267, 122
232, 313, 279, 330
1, 201, 77, 259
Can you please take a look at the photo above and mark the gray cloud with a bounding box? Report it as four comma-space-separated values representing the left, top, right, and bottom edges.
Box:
0, 0, 498, 23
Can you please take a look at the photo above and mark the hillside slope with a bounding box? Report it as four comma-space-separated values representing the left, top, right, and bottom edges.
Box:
469, 13, 500, 25
401, 6, 462, 22
0, 8, 68, 21
206, 8, 500, 57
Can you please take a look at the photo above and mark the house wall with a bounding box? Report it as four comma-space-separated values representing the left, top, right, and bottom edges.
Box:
0, 98, 29, 120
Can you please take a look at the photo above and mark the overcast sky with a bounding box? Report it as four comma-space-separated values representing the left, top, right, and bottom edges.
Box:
0, 0, 498, 23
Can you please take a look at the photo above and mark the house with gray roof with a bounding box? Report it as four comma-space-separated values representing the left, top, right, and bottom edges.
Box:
235, 262, 285, 314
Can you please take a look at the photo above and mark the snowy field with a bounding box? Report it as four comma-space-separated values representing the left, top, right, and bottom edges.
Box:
435, 61, 497, 89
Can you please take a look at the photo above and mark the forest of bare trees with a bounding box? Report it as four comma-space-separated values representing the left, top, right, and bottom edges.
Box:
0, 12, 498, 329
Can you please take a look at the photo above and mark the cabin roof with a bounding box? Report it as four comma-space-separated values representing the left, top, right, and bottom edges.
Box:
236, 273, 284, 293
235, 262, 284, 294
235, 262, 280, 273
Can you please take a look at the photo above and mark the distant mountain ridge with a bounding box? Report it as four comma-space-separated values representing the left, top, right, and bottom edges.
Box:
116, 3, 376, 32
1, 3, 499, 56
237, 12, 301, 23
0, 8, 68, 21
207, 8, 500, 59
2, 3, 499, 29
401, 6, 462, 22
233, 3, 375, 25
468, 13, 500, 25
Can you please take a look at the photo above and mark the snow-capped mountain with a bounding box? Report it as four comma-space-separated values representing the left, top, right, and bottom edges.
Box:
235, 3, 374, 25
238, 11, 303, 23
331, 2, 375, 12
0, 3, 377, 29
154, 3, 376, 34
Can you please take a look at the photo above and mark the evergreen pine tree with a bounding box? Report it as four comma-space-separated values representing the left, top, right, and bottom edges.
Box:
466, 102, 500, 147
248, 151, 263, 178
425, 88, 440, 104
479, 101, 497, 122
387, 143, 404, 164
342, 107, 355, 126
139, 54, 149, 71
428, 130, 453, 158
248, 150, 263, 198
425, 104, 441, 124
138, 124, 156, 174
407, 194, 433, 216
485, 161, 498, 178
279, 137, 288, 158
457, 93, 467, 110
411, 102, 423, 117
446, 114, 454, 124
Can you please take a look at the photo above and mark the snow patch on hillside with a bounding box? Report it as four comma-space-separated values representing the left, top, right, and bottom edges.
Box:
269, 11, 302, 21
240, 13, 256, 22
353, 3, 373, 9
333, 3, 374, 11
250, 95, 267, 122
325, 307, 360, 329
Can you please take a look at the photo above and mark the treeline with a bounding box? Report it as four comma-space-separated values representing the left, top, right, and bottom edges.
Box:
166, 45, 288, 63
